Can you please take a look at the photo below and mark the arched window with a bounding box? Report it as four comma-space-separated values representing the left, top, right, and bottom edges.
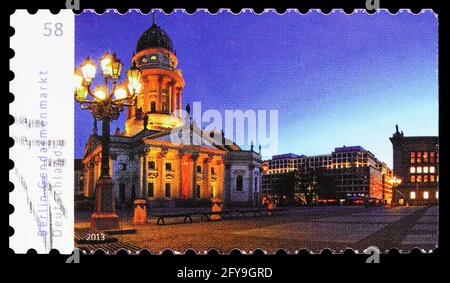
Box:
196, 165, 202, 173
211, 167, 215, 175
236, 175, 243, 191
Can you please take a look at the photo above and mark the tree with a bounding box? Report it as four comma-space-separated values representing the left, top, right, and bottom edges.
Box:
298, 166, 316, 205
272, 171, 299, 204
315, 168, 337, 199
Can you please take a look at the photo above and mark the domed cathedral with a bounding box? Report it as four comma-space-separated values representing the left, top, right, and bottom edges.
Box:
81, 16, 263, 208
125, 16, 184, 135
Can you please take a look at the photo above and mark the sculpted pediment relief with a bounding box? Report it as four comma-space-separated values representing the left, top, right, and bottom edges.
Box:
148, 172, 159, 179
233, 169, 246, 176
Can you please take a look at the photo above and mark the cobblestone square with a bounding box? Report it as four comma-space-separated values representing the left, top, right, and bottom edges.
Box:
75, 206, 438, 253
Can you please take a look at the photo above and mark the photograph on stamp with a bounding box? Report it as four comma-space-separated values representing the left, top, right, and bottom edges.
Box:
71, 9, 438, 254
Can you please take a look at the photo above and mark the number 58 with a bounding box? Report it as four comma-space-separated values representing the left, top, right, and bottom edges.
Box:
43, 22, 63, 37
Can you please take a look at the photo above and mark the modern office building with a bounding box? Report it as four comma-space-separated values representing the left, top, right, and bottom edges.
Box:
390, 125, 438, 205
262, 146, 394, 204
327, 146, 393, 204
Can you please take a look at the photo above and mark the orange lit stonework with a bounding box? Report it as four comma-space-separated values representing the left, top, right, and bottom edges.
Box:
81, 20, 262, 207
139, 138, 226, 200
125, 47, 184, 135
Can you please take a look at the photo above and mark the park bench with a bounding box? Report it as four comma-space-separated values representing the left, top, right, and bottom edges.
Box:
153, 207, 287, 225
199, 210, 248, 221
153, 213, 194, 225
266, 207, 284, 215
75, 228, 118, 244
199, 208, 284, 221
199, 210, 233, 221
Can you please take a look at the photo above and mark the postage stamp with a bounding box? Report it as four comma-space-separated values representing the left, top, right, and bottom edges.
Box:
10, 9, 438, 255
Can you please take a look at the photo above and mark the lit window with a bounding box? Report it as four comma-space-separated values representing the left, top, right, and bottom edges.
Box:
430, 175, 435, 182
430, 152, 435, 157
423, 191, 429, 200
430, 166, 435, 173
410, 191, 416, 199
424, 175, 428, 182
417, 175, 422, 182
410, 152, 415, 158
410, 175, 416, 182
417, 167, 422, 174
150, 55, 157, 61
423, 152, 428, 158
417, 152, 422, 157
436, 191, 439, 199
410, 158, 415, 164
423, 167, 429, 174
410, 167, 416, 173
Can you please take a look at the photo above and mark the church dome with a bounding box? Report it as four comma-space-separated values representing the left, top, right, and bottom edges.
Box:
136, 22, 174, 53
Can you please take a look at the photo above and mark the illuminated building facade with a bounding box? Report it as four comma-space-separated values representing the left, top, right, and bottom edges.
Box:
262, 146, 394, 204
390, 126, 438, 205
328, 146, 393, 203
74, 159, 84, 198
81, 19, 262, 207
125, 20, 184, 135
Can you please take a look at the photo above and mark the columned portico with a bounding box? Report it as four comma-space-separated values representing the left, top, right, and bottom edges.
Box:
191, 153, 199, 198
177, 151, 184, 198
203, 155, 212, 198
138, 152, 143, 197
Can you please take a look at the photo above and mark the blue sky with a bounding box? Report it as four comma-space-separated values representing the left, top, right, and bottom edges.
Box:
75, 10, 438, 167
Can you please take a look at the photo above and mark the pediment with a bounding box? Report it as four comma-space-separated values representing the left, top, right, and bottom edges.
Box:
82, 135, 101, 160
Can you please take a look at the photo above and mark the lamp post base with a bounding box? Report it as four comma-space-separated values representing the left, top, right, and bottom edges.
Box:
90, 176, 120, 230
90, 213, 120, 230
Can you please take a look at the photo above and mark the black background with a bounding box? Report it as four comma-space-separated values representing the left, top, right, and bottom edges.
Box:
3, 0, 446, 273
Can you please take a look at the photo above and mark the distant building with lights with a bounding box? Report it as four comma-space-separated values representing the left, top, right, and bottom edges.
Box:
80, 19, 262, 207
74, 159, 84, 197
390, 125, 438, 205
262, 146, 394, 205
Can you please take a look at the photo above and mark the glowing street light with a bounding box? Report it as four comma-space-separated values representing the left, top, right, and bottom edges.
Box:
74, 52, 142, 230
100, 52, 113, 77
110, 53, 123, 80
80, 56, 96, 85
113, 84, 128, 100
127, 61, 142, 95
391, 176, 402, 206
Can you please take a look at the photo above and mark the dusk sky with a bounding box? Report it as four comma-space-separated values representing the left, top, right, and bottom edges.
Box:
75, 10, 438, 167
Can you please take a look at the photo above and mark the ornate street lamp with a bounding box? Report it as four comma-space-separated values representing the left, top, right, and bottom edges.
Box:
75, 53, 142, 230
390, 176, 402, 206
